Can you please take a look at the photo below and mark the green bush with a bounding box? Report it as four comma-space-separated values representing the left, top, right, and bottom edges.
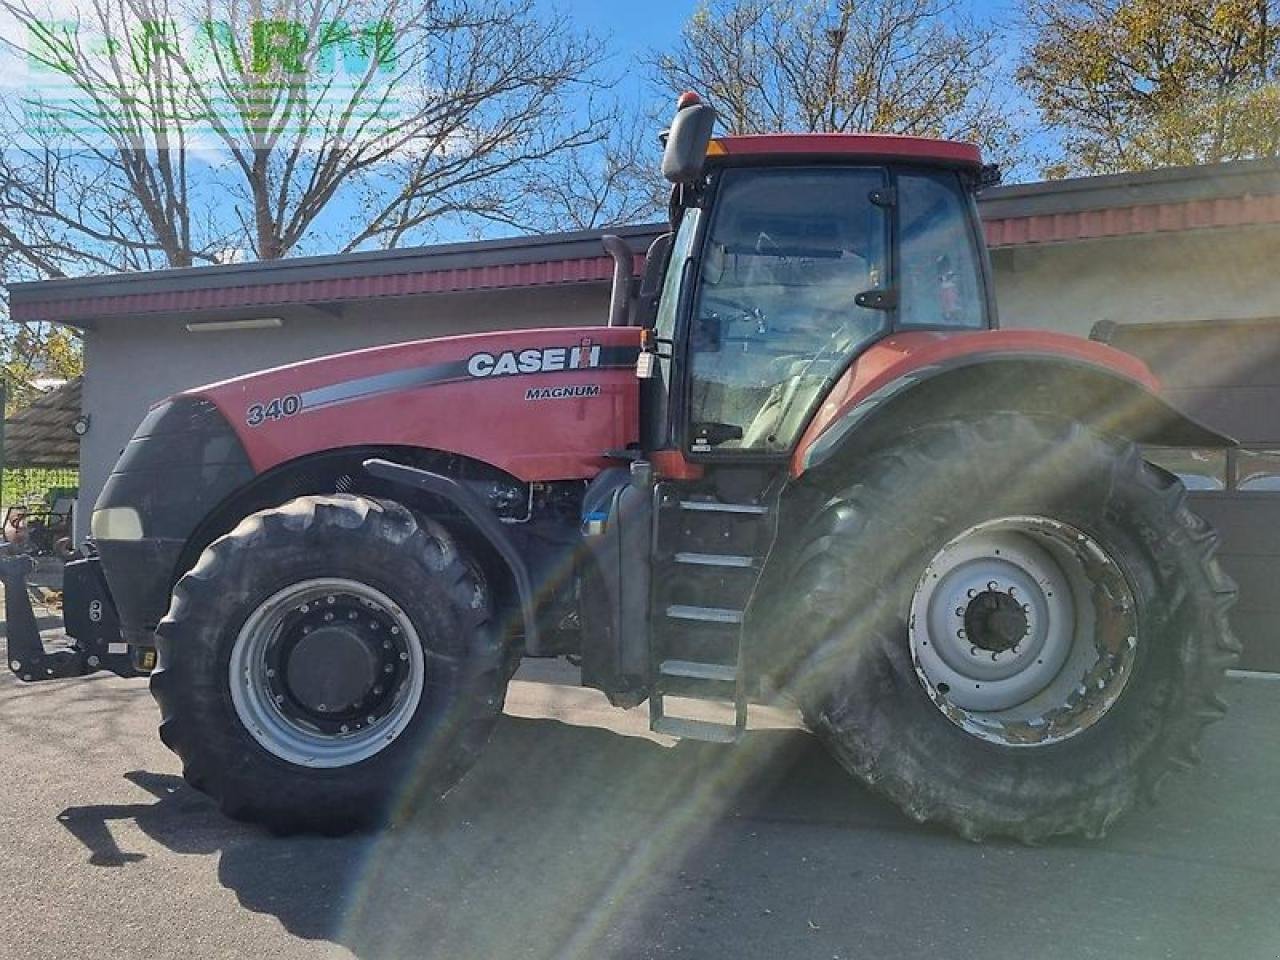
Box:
2, 468, 79, 509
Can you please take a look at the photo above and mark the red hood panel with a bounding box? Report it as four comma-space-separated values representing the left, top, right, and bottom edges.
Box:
188, 326, 642, 482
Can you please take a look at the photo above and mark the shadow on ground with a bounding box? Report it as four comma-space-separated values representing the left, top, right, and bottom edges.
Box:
53, 681, 1280, 960
56, 715, 915, 958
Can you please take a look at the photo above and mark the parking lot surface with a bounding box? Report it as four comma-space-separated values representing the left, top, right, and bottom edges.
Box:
2, 646, 1279, 960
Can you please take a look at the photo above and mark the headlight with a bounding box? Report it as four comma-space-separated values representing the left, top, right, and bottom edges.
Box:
91, 507, 144, 541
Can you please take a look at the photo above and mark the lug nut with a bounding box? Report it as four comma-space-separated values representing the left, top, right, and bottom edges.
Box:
326, 595, 336, 604
384, 664, 393, 673
399, 652, 408, 661
266, 668, 276, 678
299, 604, 310, 613
324, 612, 335, 622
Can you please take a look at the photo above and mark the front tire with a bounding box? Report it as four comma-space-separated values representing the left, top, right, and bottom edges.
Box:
784, 414, 1239, 842
150, 495, 509, 834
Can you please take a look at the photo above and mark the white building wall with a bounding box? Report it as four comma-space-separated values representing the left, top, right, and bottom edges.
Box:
989, 225, 1280, 336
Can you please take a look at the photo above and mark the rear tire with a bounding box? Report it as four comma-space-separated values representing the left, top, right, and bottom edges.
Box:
783, 414, 1238, 842
150, 495, 510, 834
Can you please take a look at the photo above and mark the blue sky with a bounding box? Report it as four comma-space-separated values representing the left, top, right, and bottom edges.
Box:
550, 0, 694, 88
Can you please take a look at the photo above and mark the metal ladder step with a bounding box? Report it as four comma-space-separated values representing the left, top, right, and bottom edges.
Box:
673, 552, 755, 568
650, 486, 776, 745
651, 716, 740, 743
679, 500, 769, 515
660, 659, 737, 682
666, 604, 744, 624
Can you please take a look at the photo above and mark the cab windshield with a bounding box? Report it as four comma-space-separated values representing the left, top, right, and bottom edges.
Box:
685, 167, 890, 453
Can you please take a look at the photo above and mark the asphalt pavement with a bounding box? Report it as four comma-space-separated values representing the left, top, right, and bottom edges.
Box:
2, 644, 1279, 960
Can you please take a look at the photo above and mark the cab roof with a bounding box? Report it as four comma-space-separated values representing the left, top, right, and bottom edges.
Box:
707, 133, 982, 170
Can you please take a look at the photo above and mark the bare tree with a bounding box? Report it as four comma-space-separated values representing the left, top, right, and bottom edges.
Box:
0, 0, 615, 268
653, 0, 1020, 164
501, 107, 668, 233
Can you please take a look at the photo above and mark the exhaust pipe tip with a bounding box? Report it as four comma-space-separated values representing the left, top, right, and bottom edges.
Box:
601, 235, 635, 327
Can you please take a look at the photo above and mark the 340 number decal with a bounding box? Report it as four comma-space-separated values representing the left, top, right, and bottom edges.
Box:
246, 394, 302, 427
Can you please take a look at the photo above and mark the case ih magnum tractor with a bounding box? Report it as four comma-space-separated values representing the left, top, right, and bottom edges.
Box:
5, 95, 1239, 841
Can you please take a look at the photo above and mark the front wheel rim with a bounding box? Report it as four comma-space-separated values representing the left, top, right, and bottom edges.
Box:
229, 578, 426, 768
909, 516, 1138, 748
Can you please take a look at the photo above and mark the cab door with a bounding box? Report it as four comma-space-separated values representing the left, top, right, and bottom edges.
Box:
680, 166, 892, 457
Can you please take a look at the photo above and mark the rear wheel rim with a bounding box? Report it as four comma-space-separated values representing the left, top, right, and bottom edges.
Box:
229, 578, 425, 768
908, 516, 1138, 748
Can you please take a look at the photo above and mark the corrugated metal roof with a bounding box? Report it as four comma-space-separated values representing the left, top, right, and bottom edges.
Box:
984, 194, 1280, 248
17, 255, 642, 325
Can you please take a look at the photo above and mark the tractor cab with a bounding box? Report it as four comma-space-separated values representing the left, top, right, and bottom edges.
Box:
640, 94, 995, 462
574, 97, 1008, 738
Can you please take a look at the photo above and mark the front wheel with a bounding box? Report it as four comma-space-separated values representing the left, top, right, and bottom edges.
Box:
150, 495, 510, 833
784, 414, 1239, 842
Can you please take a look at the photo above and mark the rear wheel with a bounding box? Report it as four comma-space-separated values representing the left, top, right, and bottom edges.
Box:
151, 495, 510, 834
784, 414, 1239, 842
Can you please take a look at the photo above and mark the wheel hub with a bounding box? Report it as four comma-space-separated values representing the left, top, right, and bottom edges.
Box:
964, 589, 1028, 654
285, 626, 379, 714
229, 579, 426, 768
908, 516, 1138, 748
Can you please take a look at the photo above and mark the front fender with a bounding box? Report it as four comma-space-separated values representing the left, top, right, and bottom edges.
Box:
795, 331, 1233, 478
362, 458, 541, 654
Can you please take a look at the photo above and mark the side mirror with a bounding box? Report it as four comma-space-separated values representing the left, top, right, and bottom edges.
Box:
635, 233, 673, 329
639, 234, 674, 299
662, 94, 717, 184
632, 233, 676, 330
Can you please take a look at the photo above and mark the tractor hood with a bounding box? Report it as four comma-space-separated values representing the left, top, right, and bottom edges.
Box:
185, 325, 643, 482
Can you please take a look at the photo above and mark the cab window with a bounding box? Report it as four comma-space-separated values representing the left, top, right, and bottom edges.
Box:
898, 171, 986, 329
685, 167, 889, 453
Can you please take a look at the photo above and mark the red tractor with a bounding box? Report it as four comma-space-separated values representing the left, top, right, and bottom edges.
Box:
5, 95, 1238, 842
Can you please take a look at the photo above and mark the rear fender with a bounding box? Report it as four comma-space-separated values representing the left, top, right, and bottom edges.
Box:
796, 349, 1233, 480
